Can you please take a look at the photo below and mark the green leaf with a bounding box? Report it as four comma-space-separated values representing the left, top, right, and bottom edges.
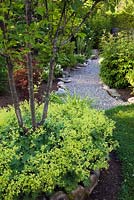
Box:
36, 7, 45, 16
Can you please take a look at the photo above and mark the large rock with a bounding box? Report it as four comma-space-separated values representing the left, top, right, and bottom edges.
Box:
77, 63, 87, 67
70, 186, 89, 200
88, 170, 100, 194
57, 78, 71, 83
107, 88, 121, 98
128, 97, 134, 104
90, 54, 98, 60
103, 84, 110, 90
102, 85, 121, 98
55, 88, 67, 96
57, 81, 66, 89
50, 191, 68, 200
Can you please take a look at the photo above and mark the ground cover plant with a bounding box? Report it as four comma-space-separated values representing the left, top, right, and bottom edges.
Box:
106, 104, 134, 200
0, 95, 117, 200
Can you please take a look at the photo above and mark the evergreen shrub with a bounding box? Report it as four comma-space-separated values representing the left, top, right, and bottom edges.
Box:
0, 96, 117, 200
100, 32, 134, 88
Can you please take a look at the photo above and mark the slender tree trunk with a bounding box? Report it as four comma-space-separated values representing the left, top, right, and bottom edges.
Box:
25, 0, 36, 130
40, 45, 56, 125
6, 57, 24, 129
40, 1, 67, 125
26, 48, 36, 130
1, 3, 24, 130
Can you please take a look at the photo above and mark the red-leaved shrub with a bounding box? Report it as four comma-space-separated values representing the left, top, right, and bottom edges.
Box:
14, 68, 41, 98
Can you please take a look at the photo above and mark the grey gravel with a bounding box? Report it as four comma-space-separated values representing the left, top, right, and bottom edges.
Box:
65, 59, 128, 110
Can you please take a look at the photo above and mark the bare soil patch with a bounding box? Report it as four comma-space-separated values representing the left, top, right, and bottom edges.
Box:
0, 80, 58, 107
89, 152, 122, 200
117, 88, 133, 101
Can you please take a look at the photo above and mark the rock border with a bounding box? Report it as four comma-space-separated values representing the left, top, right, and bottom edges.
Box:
102, 84, 121, 99
128, 97, 134, 104
41, 170, 100, 200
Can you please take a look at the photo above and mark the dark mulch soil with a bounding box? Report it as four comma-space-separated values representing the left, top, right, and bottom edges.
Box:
0, 92, 13, 107
117, 88, 133, 101
89, 152, 122, 200
0, 80, 58, 107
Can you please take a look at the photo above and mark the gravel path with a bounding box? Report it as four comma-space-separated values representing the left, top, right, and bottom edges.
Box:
65, 59, 128, 110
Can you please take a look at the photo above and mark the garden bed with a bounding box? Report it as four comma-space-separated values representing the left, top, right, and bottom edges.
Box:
0, 85, 133, 200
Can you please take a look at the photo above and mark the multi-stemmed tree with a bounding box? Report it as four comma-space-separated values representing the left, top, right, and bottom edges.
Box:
0, 0, 104, 132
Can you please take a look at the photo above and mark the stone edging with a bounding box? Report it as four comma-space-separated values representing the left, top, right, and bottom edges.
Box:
42, 170, 100, 200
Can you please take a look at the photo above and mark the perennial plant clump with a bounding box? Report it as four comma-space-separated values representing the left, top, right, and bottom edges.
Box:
0, 96, 117, 200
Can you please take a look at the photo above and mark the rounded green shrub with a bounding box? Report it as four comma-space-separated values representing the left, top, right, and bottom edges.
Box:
0, 96, 117, 200
100, 32, 134, 88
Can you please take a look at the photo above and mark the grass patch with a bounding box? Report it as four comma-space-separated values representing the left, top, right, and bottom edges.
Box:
106, 104, 134, 200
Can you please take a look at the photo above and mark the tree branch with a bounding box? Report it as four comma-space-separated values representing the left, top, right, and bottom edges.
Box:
40, 0, 67, 125
25, 0, 36, 130
1, 2, 24, 130
44, 0, 49, 19
61, 0, 102, 46
53, 0, 67, 43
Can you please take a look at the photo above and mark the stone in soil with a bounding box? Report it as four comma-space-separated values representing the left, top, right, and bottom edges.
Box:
128, 97, 134, 103
107, 88, 121, 98
50, 191, 68, 200
71, 186, 89, 200
57, 81, 66, 89
57, 78, 72, 83
77, 63, 87, 67
102, 84, 110, 91
55, 88, 67, 96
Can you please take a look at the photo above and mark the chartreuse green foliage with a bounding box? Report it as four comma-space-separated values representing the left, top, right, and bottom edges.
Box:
126, 69, 134, 93
111, 0, 134, 29
100, 32, 134, 88
106, 104, 134, 200
0, 96, 117, 200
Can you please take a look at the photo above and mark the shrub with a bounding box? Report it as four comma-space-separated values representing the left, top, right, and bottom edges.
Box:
57, 42, 78, 69
75, 54, 86, 64
57, 53, 78, 68
42, 64, 63, 82
100, 32, 134, 88
14, 68, 41, 96
0, 96, 117, 200
57, 53, 70, 68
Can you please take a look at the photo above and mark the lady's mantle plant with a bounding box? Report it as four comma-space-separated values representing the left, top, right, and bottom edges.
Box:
0, 96, 117, 200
